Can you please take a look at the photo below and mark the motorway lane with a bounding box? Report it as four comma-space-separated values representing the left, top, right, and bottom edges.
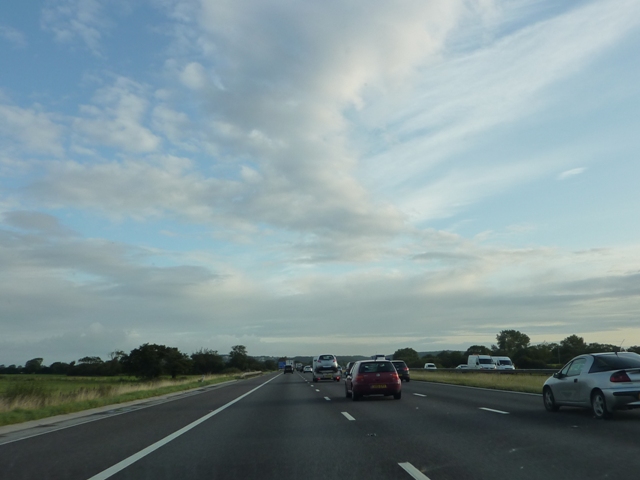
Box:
0, 374, 279, 480
353, 379, 640, 479
106, 371, 409, 480
2, 373, 640, 480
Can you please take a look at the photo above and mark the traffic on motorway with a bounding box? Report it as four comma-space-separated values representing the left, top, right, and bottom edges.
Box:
3, 352, 640, 479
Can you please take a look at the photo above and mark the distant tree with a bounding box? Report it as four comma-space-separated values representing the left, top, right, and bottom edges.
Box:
586, 342, 622, 353
24, 358, 44, 374
4, 365, 21, 374
465, 345, 492, 356
495, 330, 530, 357
102, 350, 126, 376
436, 350, 466, 368
392, 348, 421, 367
123, 344, 190, 379
191, 349, 225, 374
263, 359, 277, 371
512, 346, 550, 369
68, 356, 106, 376
49, 362, 71, 375
627, 346, 640, 354
163, 347, 192, 378
229, 345, 249, 371
560, 335, 587, 361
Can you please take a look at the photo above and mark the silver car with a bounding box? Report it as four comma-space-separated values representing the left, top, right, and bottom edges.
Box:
543, 352, 640, 419
312, 354, 340, 382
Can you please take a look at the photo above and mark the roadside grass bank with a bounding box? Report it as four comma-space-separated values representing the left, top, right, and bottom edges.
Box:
410, 370, 548, 394
0, 374, 243, 427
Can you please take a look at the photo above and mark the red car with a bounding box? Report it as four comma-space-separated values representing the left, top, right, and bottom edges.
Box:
345, 360, 402, 401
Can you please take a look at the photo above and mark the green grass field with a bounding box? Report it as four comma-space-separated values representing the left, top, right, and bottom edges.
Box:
410, 370, 548, 393
0, 374, 239, 427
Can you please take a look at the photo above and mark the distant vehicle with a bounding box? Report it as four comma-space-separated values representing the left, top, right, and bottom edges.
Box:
312, 354, 340, 382
492, 356, 515, 370
283, 364, 294, 374
467, 355, 496, 370
543, 352, 640, 419
391, 360, 410, 382
455, 364, 468, 369
371, 354, 387, 360
345, 360, 401, 400
344, 362, 355, 376
295, 362, 303, 371
303, 365, 312, 373
424, 363, 437, 370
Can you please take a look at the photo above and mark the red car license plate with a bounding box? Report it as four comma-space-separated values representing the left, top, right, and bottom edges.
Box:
371, 384, 386, 389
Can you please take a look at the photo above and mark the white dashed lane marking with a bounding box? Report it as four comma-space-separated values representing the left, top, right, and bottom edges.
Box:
324, 396, 331, 401
413, 393, 427, 397
479, 407, 509, 415
341, 412, 356, 421
398, 462, 432, 479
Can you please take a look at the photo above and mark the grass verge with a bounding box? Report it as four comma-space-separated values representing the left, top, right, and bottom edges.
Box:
0, 374, 243, 427
410, 370, 548, 393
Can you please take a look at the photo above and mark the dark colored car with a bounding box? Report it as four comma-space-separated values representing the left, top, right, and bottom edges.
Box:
345, 360, 401, 401
283, 364, 294, 374
344, 362, 355, 376
391, 360, 410, 382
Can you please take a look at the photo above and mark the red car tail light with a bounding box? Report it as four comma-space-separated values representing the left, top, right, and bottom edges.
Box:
610, 371, 631, 383
355, 375, 365, 383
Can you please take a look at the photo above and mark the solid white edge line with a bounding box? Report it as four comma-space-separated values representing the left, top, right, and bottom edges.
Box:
398, 462, 431, 479
324, 396, 331, 401
479, 407, 509, 415
341, 412, 356, 421
87, 374, 280, 480
0, 380, 239, 447
413, 393, 427, 397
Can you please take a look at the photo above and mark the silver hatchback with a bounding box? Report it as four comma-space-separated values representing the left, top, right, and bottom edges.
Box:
543, 352, 640, 419
312, 354, 340, 382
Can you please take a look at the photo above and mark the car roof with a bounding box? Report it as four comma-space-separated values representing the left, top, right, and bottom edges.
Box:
591, 352, 639, 357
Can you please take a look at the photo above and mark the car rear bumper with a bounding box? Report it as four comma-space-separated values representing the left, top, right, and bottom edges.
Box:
354, 384, 401, 396
604, 388, 640, 410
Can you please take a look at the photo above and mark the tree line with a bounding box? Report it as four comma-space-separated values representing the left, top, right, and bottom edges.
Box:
0, 344, 278, 379
392, 330, 640, 369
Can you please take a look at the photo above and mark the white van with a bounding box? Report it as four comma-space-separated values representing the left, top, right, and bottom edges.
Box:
424, 363, 437, 370
467, 354, 496, 370
492, 356, 515, 370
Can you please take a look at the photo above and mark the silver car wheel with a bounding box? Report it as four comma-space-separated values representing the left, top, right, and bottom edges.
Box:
591, 391, 611, 419
543, 387, 559, 412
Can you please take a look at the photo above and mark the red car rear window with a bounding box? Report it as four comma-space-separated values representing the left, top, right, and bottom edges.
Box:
358, 362, 395, 373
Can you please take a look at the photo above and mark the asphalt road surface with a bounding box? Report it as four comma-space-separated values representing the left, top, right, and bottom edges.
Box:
1, 372, 640, 480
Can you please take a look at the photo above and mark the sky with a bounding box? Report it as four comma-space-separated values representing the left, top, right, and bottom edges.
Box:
1, 0, 640, 366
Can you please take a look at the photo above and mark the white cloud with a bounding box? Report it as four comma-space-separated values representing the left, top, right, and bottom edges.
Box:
0, 103, 64, 156
73, 77, 161, 153
40, 0, 111, 55
362, 0, 640, 220
179, 62, 208, 90
558, 167, 585, 180
0, 25, 27, 48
